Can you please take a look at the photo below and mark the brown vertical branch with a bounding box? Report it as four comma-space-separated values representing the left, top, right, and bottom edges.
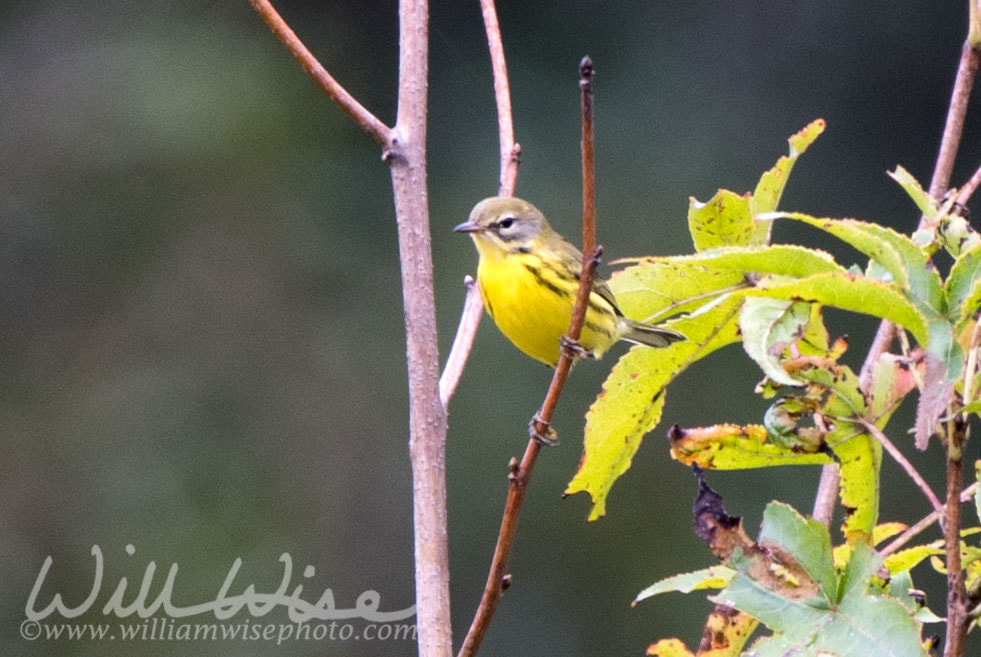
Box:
937, 8, 981, 657
944, 418, 968, 657
579, 56, 596, 257
390, 2, 454, 656
457, 57, 599, 657
251, 2, 450, 656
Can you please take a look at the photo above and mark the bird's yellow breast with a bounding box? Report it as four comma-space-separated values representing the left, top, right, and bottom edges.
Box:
474, 242, 618, 366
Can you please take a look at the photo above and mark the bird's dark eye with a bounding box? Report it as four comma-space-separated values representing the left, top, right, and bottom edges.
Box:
498, 217, 514, 230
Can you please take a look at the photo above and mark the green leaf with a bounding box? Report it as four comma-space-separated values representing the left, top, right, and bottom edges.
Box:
961, 401, 981, 417
762, 397, 824, 449
718, 541, 927, 657
915, 350, 957, 450
867, 353, 918, 420
771, 212, 945, 316
687, 118, 827, 250
740, 298, 811, 387
634, 566, 736, 603
688, 120, 826, 251
937, 211, 981, 257
632, 243, 846, 279
757, 502, 837, 604
609, 259, 748, 323
646, 639, 695, 657
883, 543, 944, 575
884, 570, 942, 623
833, 424, 881, 542
566, 297, 743, 520
688, 189, 755, 252
789, 358, 867, 416
888, 165, 938, 220
670, 423, 834, 470
751, 118, 827, 242
749, 272, 929, 345
945, 240, 981, 329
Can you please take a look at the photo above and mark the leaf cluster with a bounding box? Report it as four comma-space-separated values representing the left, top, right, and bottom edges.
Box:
564, 120, 981, 653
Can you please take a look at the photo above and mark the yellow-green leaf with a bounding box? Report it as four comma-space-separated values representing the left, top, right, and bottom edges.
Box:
609, 260, 748, 324
771, 212, 945, 316
888, 165, 938, 220
668, 423, 833, 470
945, 241, 981, 329
566, 298, 743, 520
630, 244, 845, 280
634, 566, 736, 603
647, 638, 695, 657
751, 118, 827, 242
740, 298, 812, 387
688, 189, 755, 252
750, 272, 929, 345
833, 423, 881, 543
884, 543, 944, 574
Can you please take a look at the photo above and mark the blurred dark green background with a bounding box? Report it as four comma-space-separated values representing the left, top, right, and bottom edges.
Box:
2, 1, 980, 655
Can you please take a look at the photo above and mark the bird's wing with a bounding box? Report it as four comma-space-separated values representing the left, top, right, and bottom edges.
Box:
555, 237, 622, 315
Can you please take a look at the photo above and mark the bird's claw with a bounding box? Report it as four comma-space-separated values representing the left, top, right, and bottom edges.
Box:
528, 413, 559, 446
559, 335, 595, 361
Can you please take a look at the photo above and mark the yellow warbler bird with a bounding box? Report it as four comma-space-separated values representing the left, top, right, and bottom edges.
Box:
455, 196, 685, 367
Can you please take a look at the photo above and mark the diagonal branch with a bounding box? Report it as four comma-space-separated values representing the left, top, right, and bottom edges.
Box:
439, 276, 483, 406
457, 56, 598, 657
924, 18, 981, 227
859, 419, 943, 515
880, 482, 978, 557
479, 0, 521, 197
250, 0, 392, 148
953, 160, 981, 207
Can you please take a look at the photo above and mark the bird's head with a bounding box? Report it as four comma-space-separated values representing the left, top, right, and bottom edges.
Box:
454, 197, 552, 257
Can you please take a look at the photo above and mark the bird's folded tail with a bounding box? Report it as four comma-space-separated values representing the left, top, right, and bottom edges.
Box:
619, 319, 686, 349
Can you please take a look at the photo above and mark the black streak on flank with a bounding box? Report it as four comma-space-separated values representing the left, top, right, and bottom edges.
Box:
523, 263, 572, 299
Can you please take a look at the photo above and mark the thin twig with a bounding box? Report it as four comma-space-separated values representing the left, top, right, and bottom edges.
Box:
457, 57, 598, 657
859, 420, 943, 515
954, 161, 981, 207
249, 0, 392, 148
438, 0, 518, 409
479, 0, 520, 196
881, 482, 978, 557
579, 56, 596, 257
439, 276, 483, 406
858, 322, 895, 391
811, 464, 840, 528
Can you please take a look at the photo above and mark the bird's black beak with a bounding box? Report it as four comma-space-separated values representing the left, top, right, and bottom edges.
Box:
453, 221, 482, 233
